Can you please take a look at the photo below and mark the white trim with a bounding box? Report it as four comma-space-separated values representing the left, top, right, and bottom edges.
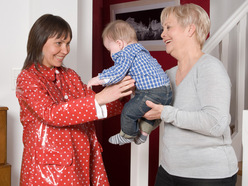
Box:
242, 110, 248, 185
77, 0, 92, 83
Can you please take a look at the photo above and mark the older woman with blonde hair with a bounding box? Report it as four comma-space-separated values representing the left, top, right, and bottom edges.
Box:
144, 3, 238, 186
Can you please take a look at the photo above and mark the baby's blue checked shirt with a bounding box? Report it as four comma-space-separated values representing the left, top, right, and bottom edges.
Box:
98, 43, 170, 90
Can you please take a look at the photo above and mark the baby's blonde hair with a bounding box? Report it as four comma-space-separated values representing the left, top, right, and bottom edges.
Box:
102, 20, 138, 43
161, 3, 210, 49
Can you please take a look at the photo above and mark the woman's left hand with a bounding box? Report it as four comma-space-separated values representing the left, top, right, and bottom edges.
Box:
143, 100, 164, 120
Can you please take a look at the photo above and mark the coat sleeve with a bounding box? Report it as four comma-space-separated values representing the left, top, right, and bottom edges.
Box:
73, 69, 126, 119
16, 70, 123, 127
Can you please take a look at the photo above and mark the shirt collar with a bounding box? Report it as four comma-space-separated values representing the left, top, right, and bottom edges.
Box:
112, 43, 145, 61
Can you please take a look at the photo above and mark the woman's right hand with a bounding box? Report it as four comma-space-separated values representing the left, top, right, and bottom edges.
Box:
95, 76, 135, 106
143, 100, 164, 120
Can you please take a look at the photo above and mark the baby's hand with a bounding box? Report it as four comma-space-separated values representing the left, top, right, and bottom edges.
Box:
87, 76, 104, 89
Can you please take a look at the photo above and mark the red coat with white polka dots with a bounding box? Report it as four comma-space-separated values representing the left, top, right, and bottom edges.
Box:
16, 64, 124, 186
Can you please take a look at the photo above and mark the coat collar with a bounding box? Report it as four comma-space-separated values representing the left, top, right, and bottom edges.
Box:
29, 64, 62, 82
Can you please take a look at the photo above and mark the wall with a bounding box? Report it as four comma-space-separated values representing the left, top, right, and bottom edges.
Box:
210, 0, 245, 34
0, 0, 92, 185
0, 1, 29, 185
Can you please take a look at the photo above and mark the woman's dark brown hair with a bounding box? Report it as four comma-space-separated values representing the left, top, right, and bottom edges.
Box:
22, 14, 72, 70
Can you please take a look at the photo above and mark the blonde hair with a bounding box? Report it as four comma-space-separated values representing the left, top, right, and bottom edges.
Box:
102, 20, 138, 43
161, 3, 210, 49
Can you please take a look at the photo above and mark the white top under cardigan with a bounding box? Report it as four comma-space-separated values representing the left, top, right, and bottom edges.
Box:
160, 54, 238, 178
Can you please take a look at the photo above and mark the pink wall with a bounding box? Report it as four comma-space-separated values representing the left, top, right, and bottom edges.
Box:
93, 1, 210, 185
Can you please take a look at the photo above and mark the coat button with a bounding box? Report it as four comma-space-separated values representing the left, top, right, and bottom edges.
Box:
55, 70, 60, 74
64, 95, 68, 99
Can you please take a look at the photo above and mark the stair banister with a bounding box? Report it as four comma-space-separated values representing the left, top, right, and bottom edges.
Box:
203, 0, 248, 53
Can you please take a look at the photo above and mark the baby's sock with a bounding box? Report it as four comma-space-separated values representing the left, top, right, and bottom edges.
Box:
108, 133, 134, 145
134, 134, 147, 145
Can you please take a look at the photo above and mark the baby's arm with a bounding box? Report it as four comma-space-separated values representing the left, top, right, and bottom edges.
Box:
87, 76, 105, 89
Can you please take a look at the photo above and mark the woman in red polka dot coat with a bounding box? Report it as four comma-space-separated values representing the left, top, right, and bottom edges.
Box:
16, 14, 135, 186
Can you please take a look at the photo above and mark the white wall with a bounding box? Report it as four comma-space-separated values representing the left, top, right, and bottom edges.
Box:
210, 0, 245, 34
0, 0, 244, 185
29, 0, 78, 71
0, 0, 92, 185
0, 1, 29, 185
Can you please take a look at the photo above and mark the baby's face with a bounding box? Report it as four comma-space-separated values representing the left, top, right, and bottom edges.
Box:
103, 38, 122, 57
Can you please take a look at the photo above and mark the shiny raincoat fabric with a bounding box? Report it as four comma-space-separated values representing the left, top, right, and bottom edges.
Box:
16, 64, 124, 186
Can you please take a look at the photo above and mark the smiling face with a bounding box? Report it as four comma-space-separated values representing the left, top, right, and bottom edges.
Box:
42, 36, 71, 68
161, 14, 188, 57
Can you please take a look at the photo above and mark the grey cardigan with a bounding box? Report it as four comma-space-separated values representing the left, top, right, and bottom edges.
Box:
160, 54, 238, 178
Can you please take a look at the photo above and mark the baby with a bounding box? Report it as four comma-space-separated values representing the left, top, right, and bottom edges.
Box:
88, 20, 172, 145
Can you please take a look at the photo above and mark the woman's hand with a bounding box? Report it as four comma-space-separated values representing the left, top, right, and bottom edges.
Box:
95, 76, 135, 105
143, 100, 164, 120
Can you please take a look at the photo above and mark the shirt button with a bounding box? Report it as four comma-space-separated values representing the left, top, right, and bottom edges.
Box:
55, 70, 60, 74
64, 95, 68, 99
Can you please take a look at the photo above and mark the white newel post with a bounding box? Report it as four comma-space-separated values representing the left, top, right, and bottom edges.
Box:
130, 137, 149, 186
242, 110, 248, 185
